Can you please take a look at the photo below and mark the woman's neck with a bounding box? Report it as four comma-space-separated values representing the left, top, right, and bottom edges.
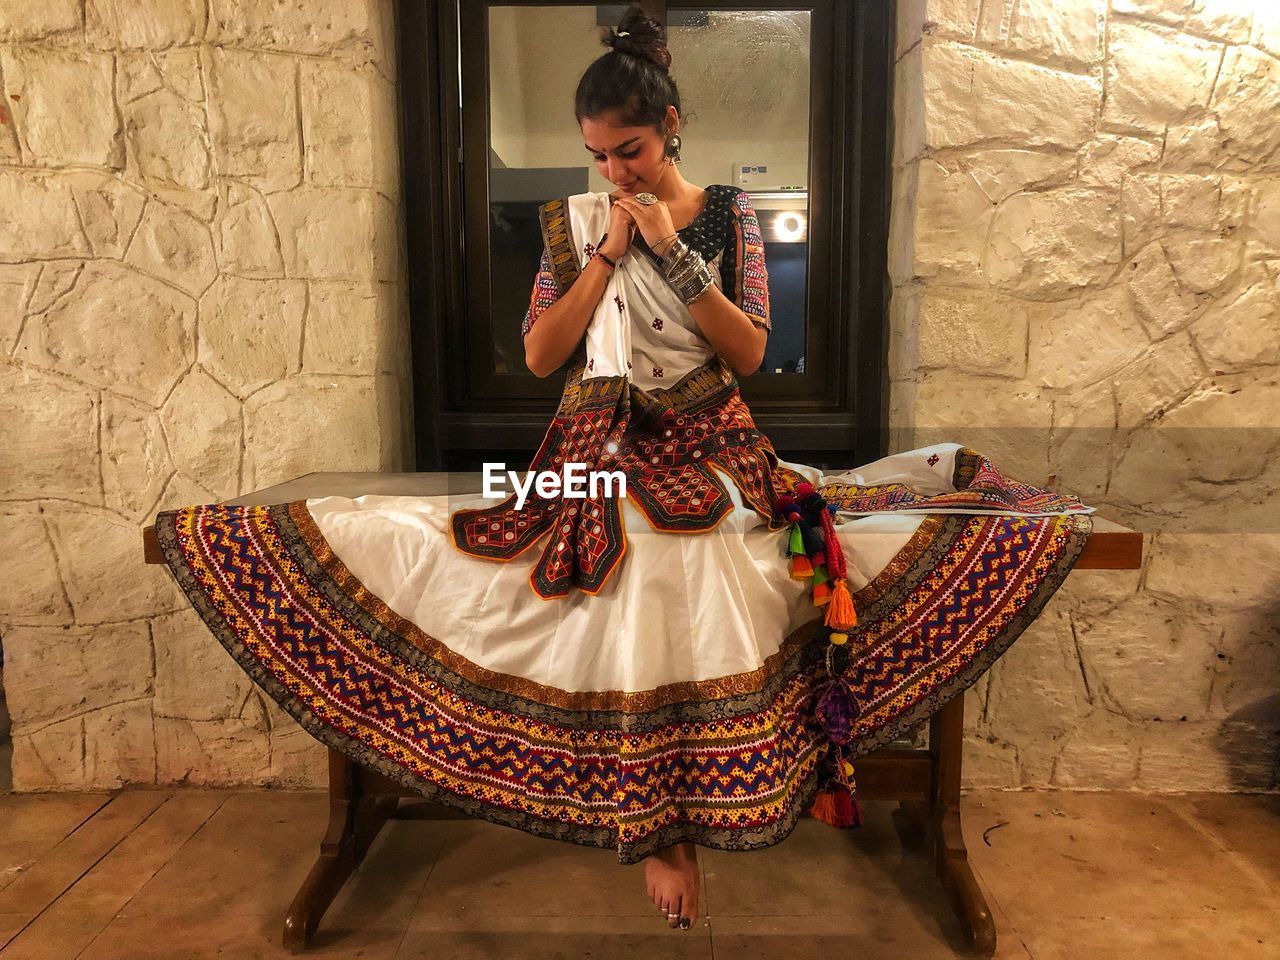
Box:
647, 164, 698, 205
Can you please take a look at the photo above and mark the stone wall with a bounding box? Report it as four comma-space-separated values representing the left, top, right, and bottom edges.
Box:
1, 0, 412, 790
2, 0, 1276, 796
893, 0, 1279, 790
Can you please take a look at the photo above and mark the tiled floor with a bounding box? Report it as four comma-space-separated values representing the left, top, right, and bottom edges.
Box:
0, 790, 1276, 958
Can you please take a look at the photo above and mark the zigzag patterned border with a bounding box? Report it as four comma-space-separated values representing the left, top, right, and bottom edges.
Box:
154, 500, 1091, 862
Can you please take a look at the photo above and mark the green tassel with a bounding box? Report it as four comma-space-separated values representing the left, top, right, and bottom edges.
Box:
788, 523, 805, 556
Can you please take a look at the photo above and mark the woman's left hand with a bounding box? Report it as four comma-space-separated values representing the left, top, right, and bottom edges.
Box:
611, 196, 677, 253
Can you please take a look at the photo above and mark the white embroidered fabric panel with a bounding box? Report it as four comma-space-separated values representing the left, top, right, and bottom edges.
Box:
569, 191, 718, 391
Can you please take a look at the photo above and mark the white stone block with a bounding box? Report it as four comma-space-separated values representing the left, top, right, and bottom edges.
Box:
197, 276, 306, 398
152, 607, 252, 722
916, 287, 1030, 377
301, 60, 398, 190
86, 0, 204, 49
303, 280, 383, 375
1103, 22, 1219, 132
1077, 135, 1161, 190
11, 716, 85, 791
67, 172, 147, 259
0, 171, 91, 261
243, 376, 382, 488
987, 187, 1122, 298
923, 41, 1100, 150
44, 504, 177, 621
84, 700, 156, 787
960, 148, 1076, 204
3, 622, 152, 727
0, 508, 72, 624
911, 158, 992, 280
1189, 261, 1280, 371
214, 180, 285, 276
1211, 45, 1280, 169
978, 0, 1105, 66
0, 0, 81, 41
15, 260, 196, 406
1124, 242, 1203, 338
1028, 285, 1146, 390
125, 200, 218, 296
0, 46, 121, 167
208, 0, 383, 57
1147, 534, 1280, 612
267, 186, 400, 282
0, 361, 100, 501
0, 263, 36, 353
1048, 378, 1117, 503
160, 367, 243, 498
102, 393, 172, 520
205, 47, 301, 190
154, 716, 272, 785
1075, 596, 1219, 721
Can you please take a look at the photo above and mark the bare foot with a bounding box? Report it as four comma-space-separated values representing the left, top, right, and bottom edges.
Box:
643, 841, 699, 929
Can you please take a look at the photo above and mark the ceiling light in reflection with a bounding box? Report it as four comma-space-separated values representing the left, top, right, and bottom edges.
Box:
772, 211, 807, 243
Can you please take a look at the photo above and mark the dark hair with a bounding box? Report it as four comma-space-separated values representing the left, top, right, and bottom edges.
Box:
574, 4, 682, 132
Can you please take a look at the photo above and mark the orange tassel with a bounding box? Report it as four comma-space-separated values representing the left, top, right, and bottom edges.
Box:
824, 578, 857, 630
809, 788, 838, 825
789, 554, 813, 580
810, 785, 861, 828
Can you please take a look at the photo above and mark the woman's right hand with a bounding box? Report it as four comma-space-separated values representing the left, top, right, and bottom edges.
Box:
597, 201, 635, 261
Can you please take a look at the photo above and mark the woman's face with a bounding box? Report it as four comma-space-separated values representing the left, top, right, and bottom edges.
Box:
580, 109, 673, 194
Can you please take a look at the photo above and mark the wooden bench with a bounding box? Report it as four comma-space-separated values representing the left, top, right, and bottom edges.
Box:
142, 471, 1142, 955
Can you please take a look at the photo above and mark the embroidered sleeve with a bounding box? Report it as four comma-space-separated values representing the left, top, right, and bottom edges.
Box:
521, 244, 561, 338
721, 189, 771, 331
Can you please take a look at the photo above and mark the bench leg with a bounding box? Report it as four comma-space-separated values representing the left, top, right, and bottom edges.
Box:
930, 696, 997, 956
283, 750, 394, 953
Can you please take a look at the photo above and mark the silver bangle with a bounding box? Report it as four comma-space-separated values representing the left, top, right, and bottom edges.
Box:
660, 237, 715, 305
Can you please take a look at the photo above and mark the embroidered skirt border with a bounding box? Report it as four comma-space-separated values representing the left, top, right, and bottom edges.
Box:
154, 500, 1091, 863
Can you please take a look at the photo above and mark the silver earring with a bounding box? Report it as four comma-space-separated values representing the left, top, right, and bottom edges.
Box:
664, 134, 682, 165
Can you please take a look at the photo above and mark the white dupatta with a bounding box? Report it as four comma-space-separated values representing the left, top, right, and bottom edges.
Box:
565, 192, 725, 394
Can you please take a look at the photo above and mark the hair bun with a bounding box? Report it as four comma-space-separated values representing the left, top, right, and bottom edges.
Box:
603, 6, 672, 72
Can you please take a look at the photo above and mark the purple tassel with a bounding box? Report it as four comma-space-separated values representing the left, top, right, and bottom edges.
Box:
815, 675, 861, 746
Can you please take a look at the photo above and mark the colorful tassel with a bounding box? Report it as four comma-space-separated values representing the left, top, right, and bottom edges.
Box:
824, 579, 857, 630
789, 553, 813, 580
809, 782, 862, 828
815, 675, 861, 745
819, 506, 858, 630
810, 788, 839, 825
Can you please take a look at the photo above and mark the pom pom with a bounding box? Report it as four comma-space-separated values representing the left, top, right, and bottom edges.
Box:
796, 481, 815, 497
828, 632, 848, 645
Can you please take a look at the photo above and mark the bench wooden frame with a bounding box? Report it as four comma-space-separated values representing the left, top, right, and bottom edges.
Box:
142, 471, 1142, 955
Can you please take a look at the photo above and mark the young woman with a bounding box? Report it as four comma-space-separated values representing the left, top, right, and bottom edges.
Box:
156, 5, 1095, 935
